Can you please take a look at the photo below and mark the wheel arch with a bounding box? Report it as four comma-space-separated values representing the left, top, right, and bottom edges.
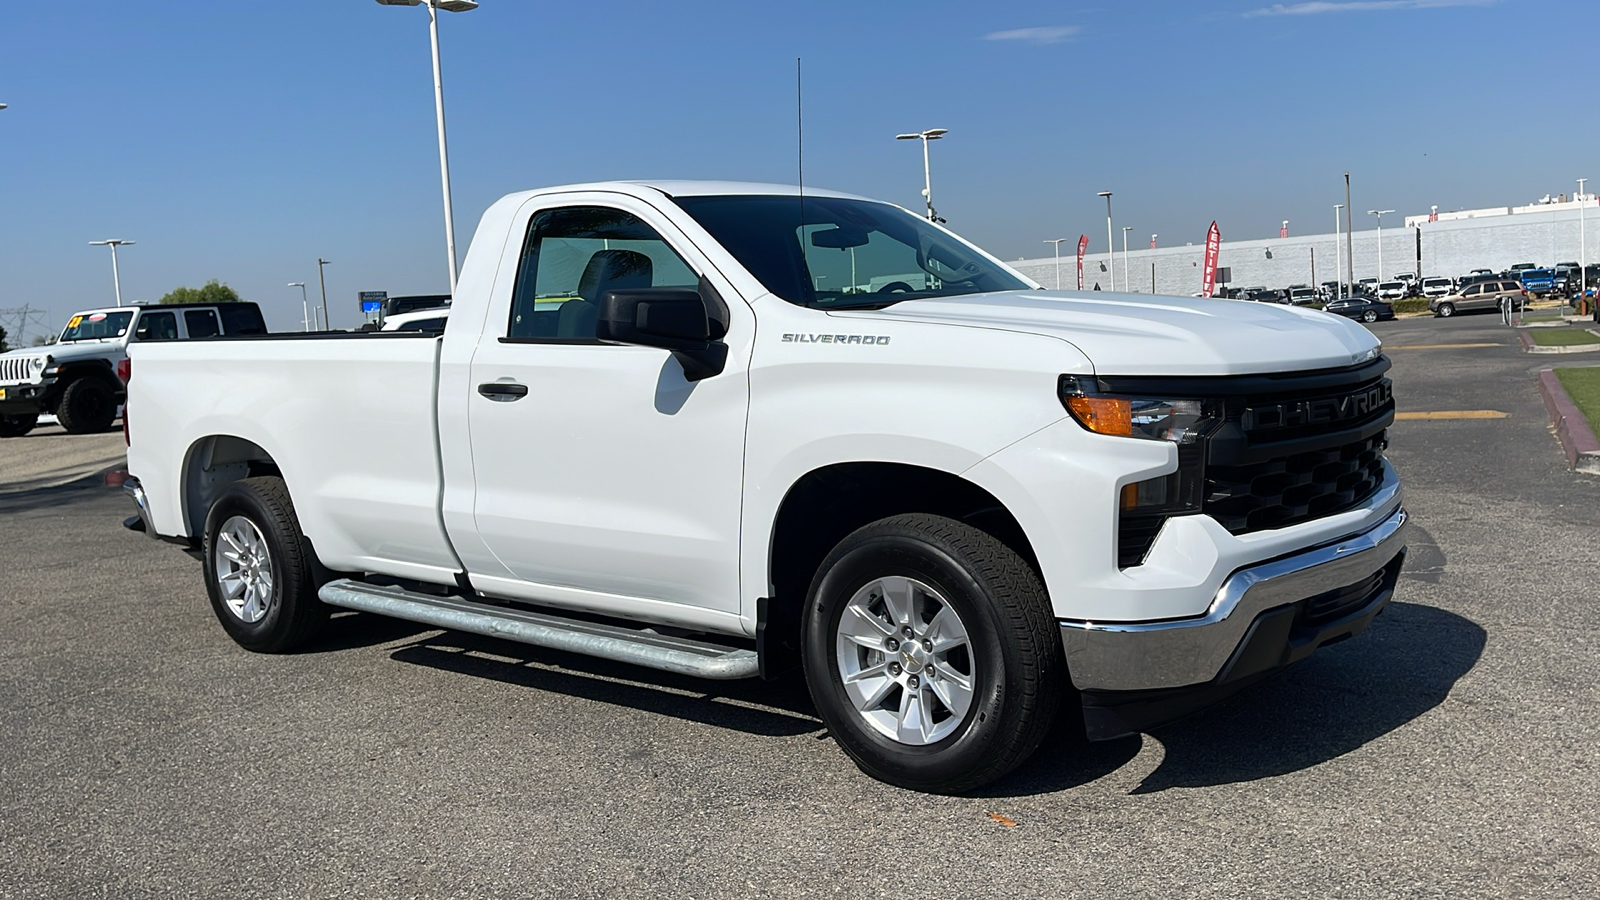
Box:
179, 434, 283, 536
759, 461, 1041, 677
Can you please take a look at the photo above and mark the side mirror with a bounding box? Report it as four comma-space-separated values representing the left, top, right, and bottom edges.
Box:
596, 288, 728, 382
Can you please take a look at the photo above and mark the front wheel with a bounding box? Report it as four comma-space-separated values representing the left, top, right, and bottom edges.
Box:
202, 477, 328, 653
1435, 302, 1455, 318
802, 514, 1064, 793
0, 413, 37, 437
55, 377, 118, 433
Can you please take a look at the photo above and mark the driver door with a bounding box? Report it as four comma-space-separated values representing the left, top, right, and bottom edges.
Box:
460, 197, 753, 625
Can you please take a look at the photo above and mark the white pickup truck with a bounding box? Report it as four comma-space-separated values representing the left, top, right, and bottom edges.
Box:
124, 181, 1407, 792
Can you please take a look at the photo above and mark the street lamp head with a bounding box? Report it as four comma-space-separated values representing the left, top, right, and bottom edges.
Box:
287, 282, 305, 288
376, 0, 477, 9
923, 128, 948, 139
88, 239, 135, 247
1096, 191, 1113, 198
895, 133, 920, 140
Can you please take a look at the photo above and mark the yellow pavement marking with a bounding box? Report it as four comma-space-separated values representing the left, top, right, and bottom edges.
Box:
1394, 410, 1508, 420
1385, 342, 1499, 350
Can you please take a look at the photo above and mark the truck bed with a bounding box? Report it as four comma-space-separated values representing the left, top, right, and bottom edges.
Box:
126, 332, 460, 582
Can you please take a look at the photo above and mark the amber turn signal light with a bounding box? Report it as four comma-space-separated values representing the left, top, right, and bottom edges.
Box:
1064, 395, 1132, 437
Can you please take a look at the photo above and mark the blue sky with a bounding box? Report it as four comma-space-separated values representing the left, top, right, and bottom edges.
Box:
0, 0, 1589, 333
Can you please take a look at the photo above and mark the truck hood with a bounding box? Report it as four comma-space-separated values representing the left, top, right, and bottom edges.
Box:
842, 290, 1383, 376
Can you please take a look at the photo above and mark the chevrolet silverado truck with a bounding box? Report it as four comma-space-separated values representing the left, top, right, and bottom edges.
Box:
0, 301, 266, 437
122, 182, 1407, 792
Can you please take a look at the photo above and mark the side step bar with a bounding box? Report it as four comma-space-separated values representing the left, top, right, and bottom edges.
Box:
318, 579, 759, 680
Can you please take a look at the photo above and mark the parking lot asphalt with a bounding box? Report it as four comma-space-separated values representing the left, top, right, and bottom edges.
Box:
2, 312, 1598, 899
0, 423, 125, 494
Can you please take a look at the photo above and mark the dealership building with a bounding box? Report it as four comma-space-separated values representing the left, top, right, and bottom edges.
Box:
1006, 195, 1600, 295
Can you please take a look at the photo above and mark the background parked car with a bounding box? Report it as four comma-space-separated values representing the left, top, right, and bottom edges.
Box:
1431, 279, 1526, 317
1421, 277, 1454, 298
1323, 295, 1394, 323
1286, 286, 1319, 305
380, 307, 451, 333
1376, 281, 1408, 300
1517, 268, 1556, 297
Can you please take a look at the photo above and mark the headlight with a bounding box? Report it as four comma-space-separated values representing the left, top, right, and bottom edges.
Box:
30, 356, 46, 371
1058, 375, 1211, 442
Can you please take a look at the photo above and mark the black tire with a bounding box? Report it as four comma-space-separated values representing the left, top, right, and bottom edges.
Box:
55, 377, 118, 434
0, 413, 37, 437
202, 477, 328, 653
801, 514, 1065, 793
1435, 302, 1455, 318
1361, 310, 1378, 323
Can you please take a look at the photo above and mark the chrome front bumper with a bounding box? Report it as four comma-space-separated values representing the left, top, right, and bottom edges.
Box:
1060, 505, 1409, 692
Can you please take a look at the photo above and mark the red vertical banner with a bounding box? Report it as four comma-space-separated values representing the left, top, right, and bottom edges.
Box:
1200, 221, 1221, 297
1280, 221, 1289, 238
1076, 235, 1088, 290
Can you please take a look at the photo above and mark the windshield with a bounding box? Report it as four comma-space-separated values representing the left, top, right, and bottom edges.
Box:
58, 311, 134, 343
671, 195, 1029, 309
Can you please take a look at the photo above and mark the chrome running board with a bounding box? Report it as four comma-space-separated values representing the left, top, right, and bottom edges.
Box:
318, 579, 759, 680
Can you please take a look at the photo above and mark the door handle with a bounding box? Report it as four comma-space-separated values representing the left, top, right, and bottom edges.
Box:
477, 382, 529, 401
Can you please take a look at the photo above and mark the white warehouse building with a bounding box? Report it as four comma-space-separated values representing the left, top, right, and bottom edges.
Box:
1007, 196, 1600, 295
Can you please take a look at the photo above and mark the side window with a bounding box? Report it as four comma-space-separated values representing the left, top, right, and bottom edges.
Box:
134, 311, 178, 341
507, 206, 700, 341
218, 304, 267, 335
1463, 285, 1481, 296
184, 309, 221, 339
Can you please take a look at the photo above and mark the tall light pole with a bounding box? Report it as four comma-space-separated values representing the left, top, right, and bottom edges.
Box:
1368, 209, 1395, 282
316, 258, 332, 331
1334, 204, 1345, 299
375, 0, 478, 296
1344, 173, 1354, 300
288, 282, 310, 332
1044, 238, 1070, 289
1121, 226, 1132, 291
895, 128, 948, 222
1097, 191, 1115, 291
88, 240, 135, 307
1579, 177, 1588, 301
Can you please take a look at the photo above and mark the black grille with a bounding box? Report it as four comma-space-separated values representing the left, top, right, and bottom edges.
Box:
1205, 430, 1388, 534
1105, 359, 1395, 567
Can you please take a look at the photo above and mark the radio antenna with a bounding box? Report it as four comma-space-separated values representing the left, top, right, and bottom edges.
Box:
796, 57, 805, 214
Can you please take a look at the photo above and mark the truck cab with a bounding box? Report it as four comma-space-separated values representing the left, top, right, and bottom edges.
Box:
0, 302, 266, 437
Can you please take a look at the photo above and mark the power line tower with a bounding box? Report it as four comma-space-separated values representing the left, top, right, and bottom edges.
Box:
0, 304, 52, 347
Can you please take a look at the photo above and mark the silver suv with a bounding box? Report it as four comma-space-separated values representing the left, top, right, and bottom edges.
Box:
1430, 280, 1526, 318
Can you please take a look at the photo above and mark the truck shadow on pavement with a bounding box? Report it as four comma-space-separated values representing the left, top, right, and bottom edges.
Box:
351, 597, 1482, 795
387, 630, 825, 738
982, 601, 1485, 797
1131, 600, 1483, 793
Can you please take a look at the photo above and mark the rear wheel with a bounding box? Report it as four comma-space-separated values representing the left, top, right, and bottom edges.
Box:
202, 477, 328, 653
1361, 310, 1378, 323
802, 514, 1064, 793
55, 377, 117, 433
1436, 302, 1455, 318
0, 413, 37, 437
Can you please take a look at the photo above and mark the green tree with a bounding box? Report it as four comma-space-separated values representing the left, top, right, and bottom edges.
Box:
0, 325, 9, 353
159, 279, 242, 305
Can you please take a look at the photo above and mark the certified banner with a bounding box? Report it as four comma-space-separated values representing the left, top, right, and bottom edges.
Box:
1076, 235, 1088, 290
1200, 221, 1221, 297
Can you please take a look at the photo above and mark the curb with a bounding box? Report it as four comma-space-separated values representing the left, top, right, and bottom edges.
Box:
1537, 369, 1600, 475
1519, 330, 1600, 354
